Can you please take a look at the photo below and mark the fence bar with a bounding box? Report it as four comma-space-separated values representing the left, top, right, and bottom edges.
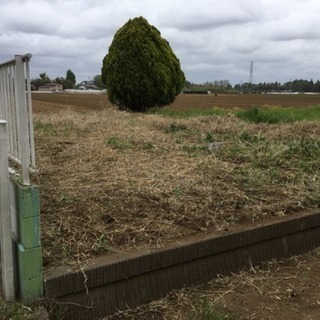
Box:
0, 120, 15, 301
14, 55, 31, 185
9, 64, 18, 162
24, 56, 36, 168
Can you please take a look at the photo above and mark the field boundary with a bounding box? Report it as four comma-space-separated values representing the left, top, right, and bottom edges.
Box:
44, 211, 320, 320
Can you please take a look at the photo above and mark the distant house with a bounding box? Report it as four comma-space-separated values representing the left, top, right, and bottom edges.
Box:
38, 83, 63, 92
79, 81, 98, 90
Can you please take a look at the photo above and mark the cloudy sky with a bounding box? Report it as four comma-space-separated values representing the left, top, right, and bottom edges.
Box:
1, 0, 320, 85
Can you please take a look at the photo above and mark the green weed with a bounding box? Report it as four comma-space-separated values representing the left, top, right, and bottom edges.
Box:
304, 193, 320, 208
282, 136, 320, 172
34, 119, 71, 138
149, 108, 227, 118
165, 122, 188, 133
106, 136, 133, 150
172, 187, 183, 197
204, 132, 215, 142
239, 131, 265, 144
190, 299, 238, 320
236, 107, 283, 123
0, 299, 40, 320
142, 142, 154, 150
34, 120, 58, 136
236, 106, 320, 123
57, 193, 76, 204
285, 136, 320, 158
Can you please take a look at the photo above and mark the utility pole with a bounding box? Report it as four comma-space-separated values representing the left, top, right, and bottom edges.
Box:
249, 61, 253, 84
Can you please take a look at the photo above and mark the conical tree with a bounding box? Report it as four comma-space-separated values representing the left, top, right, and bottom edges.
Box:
101, 17, 185, 112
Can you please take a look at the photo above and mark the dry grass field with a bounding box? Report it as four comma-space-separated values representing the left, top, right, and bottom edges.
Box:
32, 93, 320, 268
30, 92, 320, 319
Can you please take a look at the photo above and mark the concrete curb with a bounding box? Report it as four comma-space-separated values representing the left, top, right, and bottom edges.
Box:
44, 211, 320, 319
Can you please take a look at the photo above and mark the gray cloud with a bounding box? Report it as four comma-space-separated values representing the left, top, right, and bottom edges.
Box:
158, 0, 262, 30
1, 0, 320, 85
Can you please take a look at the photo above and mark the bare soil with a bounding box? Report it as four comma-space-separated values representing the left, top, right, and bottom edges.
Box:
32, 92, 320, 113
31, 92, 320, 320
172, 93, 320, 110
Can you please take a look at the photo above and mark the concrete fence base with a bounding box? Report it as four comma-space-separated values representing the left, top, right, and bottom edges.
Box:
44, 211, 320, 320
10, 177, 43, 304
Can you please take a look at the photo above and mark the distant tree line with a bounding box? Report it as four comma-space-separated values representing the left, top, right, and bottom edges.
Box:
31, 69, 76, 90
185, 80, 232, 93
90, 75, 107, 90
234, 79, 320, 93
186, 78, 320, 94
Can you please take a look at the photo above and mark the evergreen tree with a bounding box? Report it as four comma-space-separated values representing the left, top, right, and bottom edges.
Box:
31, 73, 51, 89
66, 69, 76, 86
101, 16, 185, 112
93, 75, 107, 89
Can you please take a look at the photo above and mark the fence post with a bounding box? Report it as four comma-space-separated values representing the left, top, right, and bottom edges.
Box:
24, 55, 36, 169
0, 120, 15, 301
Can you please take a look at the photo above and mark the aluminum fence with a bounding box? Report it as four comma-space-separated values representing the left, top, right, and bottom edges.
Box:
0, 54, 35, 185
0, 54, 36, 300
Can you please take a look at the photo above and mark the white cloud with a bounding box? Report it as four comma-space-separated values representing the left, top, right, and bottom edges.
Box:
1, 0, 320, 84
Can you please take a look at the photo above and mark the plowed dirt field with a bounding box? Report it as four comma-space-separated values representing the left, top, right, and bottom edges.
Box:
32, 92, 320, 113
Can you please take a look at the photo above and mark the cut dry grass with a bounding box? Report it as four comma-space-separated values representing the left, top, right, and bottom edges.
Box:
33, 105, 320, 269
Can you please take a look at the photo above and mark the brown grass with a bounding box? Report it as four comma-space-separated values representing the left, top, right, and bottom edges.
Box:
32, 98, 320, 270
